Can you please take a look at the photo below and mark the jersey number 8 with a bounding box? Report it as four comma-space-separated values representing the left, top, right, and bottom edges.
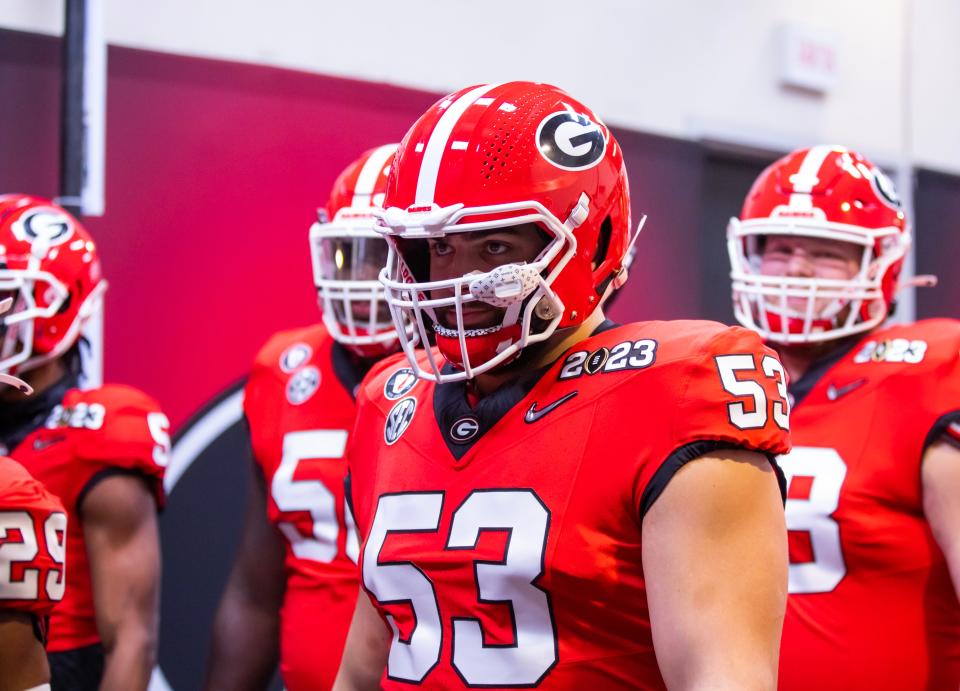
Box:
779, 447, 848, 594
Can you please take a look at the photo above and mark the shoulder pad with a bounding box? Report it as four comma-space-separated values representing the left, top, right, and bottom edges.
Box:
850, 319, 960, 370
0, 457, 65, 514
50, 385, 170, 486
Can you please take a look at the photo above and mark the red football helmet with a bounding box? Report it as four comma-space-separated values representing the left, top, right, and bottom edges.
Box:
376, 81, 635, 382
728, 145, 910, 344
0, 195, 106, 374
309, 144, 400, 358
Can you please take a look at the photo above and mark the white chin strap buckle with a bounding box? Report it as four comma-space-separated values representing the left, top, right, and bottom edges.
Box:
469, 264, 540, 308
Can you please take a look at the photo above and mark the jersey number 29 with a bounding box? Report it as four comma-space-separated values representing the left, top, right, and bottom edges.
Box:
0, 511, 67, 601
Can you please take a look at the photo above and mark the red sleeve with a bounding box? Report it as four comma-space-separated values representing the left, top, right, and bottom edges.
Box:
674, 326, 791, 453
0, 458, 67, 616
636, 326, 791, 517
916, 320, 960, 451
68, 386, 169, 509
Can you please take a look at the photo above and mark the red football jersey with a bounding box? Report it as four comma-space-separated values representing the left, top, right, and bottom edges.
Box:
10, 385, 168, 652
244, 323, 368, 690
348, 321, 791, 690
0, 456, 67, 617
778, 319, 960, 690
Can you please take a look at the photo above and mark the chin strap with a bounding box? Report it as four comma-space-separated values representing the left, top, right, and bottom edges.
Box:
897, 274, 938, 293
0, 297, 33, 394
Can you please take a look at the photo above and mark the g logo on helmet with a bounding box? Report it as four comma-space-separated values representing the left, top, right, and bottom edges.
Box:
536, 110, 607, 171
11, 207, 75, 247
870, 167, 901, 210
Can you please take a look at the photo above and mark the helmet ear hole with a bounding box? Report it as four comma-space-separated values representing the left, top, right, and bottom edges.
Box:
591, 216, 613, 270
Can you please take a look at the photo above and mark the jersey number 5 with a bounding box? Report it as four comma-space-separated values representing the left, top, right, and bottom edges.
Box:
271, 430, 359, 564
0, 511, 67, 601
779, 447, 848, 594
363, 490, 557, 687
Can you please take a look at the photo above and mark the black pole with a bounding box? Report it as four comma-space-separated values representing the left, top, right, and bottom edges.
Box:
59, 0, 86, 217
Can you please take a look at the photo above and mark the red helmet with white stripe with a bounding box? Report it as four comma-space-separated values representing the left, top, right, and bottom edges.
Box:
727, 145, 910, 344
0, 195, 106, 375
376, 82, 634, 382
309, 145, 400, 358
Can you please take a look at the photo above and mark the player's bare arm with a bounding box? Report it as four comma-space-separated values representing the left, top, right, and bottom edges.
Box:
332, 589, 391, 691
0, 612, 50, 691
204, 463, 285, 691
82, 475, 161, 691
643, 449, 787, 691
923, 435, 960, 595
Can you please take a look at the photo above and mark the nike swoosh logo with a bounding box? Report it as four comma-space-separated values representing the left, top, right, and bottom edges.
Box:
33, 435, 67, 451
524, 391, 578, 424
826, 378, 867, 401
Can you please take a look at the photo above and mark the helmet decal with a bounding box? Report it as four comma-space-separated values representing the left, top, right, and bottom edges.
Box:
870, 167, 901, 210
11, 207, 75, 247
536, 110, 607, 171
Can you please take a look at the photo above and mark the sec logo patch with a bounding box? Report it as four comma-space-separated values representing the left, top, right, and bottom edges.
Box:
384, 397, 416, 445
286, 366, 320, 405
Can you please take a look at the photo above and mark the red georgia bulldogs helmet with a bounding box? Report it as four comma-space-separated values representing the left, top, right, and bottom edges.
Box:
309, 144, 400, 358
376, 81, 635, 382
728, 145, 910, 344
0, 195, 106, 374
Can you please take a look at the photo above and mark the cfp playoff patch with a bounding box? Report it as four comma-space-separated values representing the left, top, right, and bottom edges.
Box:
853, 338, 927, 365
384, 367, 418, 400
558, 339, 658, 381
279, 342, 312, 373
286, 366, 321, 405
384, 397, 417, 445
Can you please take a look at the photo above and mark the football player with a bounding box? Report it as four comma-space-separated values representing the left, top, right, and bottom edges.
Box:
204, 145, 402, 691
726, 145, 960, 689
1, 456, 66, 691
0, 318, 63, 691
0, 195, 170, 691
334, 81, 791, 690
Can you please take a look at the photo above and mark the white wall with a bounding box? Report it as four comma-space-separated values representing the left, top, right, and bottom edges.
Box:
2, 0, 957, 173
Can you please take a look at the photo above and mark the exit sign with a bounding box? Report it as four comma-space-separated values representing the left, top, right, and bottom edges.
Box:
779, 24, 839, 94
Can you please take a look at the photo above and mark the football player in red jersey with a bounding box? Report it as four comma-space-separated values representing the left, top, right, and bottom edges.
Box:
0, 195, 170, 691
0, 338, 63, 691
334, 81, 791, 691
1, 455, 67, 691
204, 145, 403, 691
727, 145, 960, 689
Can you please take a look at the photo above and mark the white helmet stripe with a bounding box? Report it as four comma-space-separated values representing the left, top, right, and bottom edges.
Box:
415, 83, 503, 206
788, 145, 842, 210
351, 143, 398, 208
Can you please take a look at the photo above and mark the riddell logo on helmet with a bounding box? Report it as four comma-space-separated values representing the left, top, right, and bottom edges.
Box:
11, 208, 75, 247
536, 110, 607, 171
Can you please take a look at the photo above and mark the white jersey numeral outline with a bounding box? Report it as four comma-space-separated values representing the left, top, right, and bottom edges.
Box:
363, 489, 558, 686
779, 446, 848, 594
0, 510, 67, 601
271, 429, 358, 564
